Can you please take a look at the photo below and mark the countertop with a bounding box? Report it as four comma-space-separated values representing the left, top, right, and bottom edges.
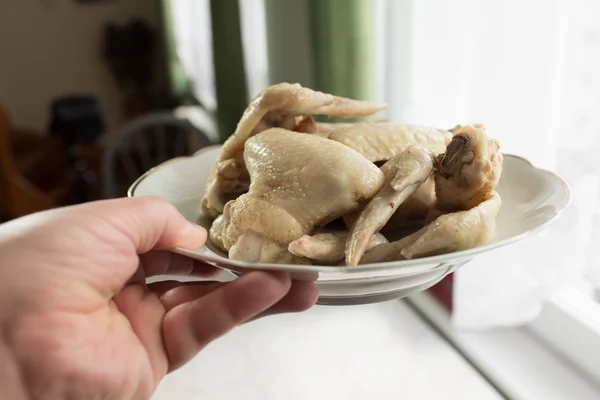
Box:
151, 299, 503, 400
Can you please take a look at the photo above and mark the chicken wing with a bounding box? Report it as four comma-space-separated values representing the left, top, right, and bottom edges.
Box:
381, 176, 436, 232
221, 128, 385, 264
357, 124, 504, 264
345, 145, 435, 266
360, 192, 501, 263
208, 214, 227, 253
326, 122, 452, 163
431, 124, 503, 215
288, 231, 388, 265
201, 83, 386, 218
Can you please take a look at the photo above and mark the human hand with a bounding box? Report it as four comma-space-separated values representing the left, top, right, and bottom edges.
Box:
0, 197, 318, 400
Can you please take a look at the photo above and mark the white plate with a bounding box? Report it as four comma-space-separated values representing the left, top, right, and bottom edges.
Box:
129, 146, 570, 305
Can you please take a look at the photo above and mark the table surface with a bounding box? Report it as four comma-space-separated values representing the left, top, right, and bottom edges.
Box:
151, 299, 503, 400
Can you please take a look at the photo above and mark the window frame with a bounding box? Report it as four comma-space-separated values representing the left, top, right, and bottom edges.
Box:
525, 288, 600, 385
408, 291, 600, 400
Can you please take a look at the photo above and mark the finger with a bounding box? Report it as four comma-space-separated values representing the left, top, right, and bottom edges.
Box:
139, 250, 222, 279
157, 282, 226, 311
146, 280, 190, 296
83, 196, 207, 253
158, 280, 319, 318
250, 280, 319, 320
162, 272, 291, 371
156, 279, 318, 315
113, 284, 169, 383
145, 280, 222, 301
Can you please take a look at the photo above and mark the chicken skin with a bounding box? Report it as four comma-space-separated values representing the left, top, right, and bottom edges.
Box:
221, 128, 385, 263
201, 83, 386, 218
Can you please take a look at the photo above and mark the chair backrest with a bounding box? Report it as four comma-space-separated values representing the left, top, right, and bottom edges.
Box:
102, 111, 212, 199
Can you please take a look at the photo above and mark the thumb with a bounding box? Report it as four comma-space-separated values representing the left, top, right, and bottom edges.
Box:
85, 196, 207, 254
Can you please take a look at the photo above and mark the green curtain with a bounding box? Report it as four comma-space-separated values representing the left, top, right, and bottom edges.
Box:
159, 0, 193, 103
264, 0, 315, 86
264, 0, 376, 123
162, 0, 375, 138
160, 0, 248, 142
307, 0, 375, 102
210, 0, 249, 142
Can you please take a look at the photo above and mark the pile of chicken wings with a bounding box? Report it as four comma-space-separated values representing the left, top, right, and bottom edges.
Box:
202, 83, 503, 266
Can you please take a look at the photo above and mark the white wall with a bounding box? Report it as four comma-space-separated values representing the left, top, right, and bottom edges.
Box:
0, 0, 161, 134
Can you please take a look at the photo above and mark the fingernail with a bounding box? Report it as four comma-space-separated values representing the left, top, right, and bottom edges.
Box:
179, 221, 207, 249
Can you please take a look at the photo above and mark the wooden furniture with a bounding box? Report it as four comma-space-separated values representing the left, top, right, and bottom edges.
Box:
49, 95, 105, 204
0, 106, 68, 220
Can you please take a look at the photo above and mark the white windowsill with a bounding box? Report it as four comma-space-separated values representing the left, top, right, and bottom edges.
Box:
526, 288, 600, 385
152, 296, 505, 400
406, 292, 600, 400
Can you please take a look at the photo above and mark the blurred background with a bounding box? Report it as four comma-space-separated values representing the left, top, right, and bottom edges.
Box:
1, 0, 600, 398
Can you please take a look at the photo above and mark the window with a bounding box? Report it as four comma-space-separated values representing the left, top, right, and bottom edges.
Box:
167, 0, 600, 396
398, 0, 600, 394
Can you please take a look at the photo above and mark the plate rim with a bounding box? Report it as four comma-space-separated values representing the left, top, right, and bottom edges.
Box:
127, 147, 572, 272
127, 145, 222, 198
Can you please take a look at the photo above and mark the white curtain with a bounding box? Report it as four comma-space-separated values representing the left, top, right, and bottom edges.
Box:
169, 0, 216, 110
169, 0, 598, 329
388, 0, 599, 329
168, 0, 268, 109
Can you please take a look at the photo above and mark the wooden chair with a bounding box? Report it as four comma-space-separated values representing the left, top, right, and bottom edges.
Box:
0, 106, 68, 220
101, 111, 212, 199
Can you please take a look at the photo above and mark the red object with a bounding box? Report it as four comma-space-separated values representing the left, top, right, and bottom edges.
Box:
428, 273, 454, 311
